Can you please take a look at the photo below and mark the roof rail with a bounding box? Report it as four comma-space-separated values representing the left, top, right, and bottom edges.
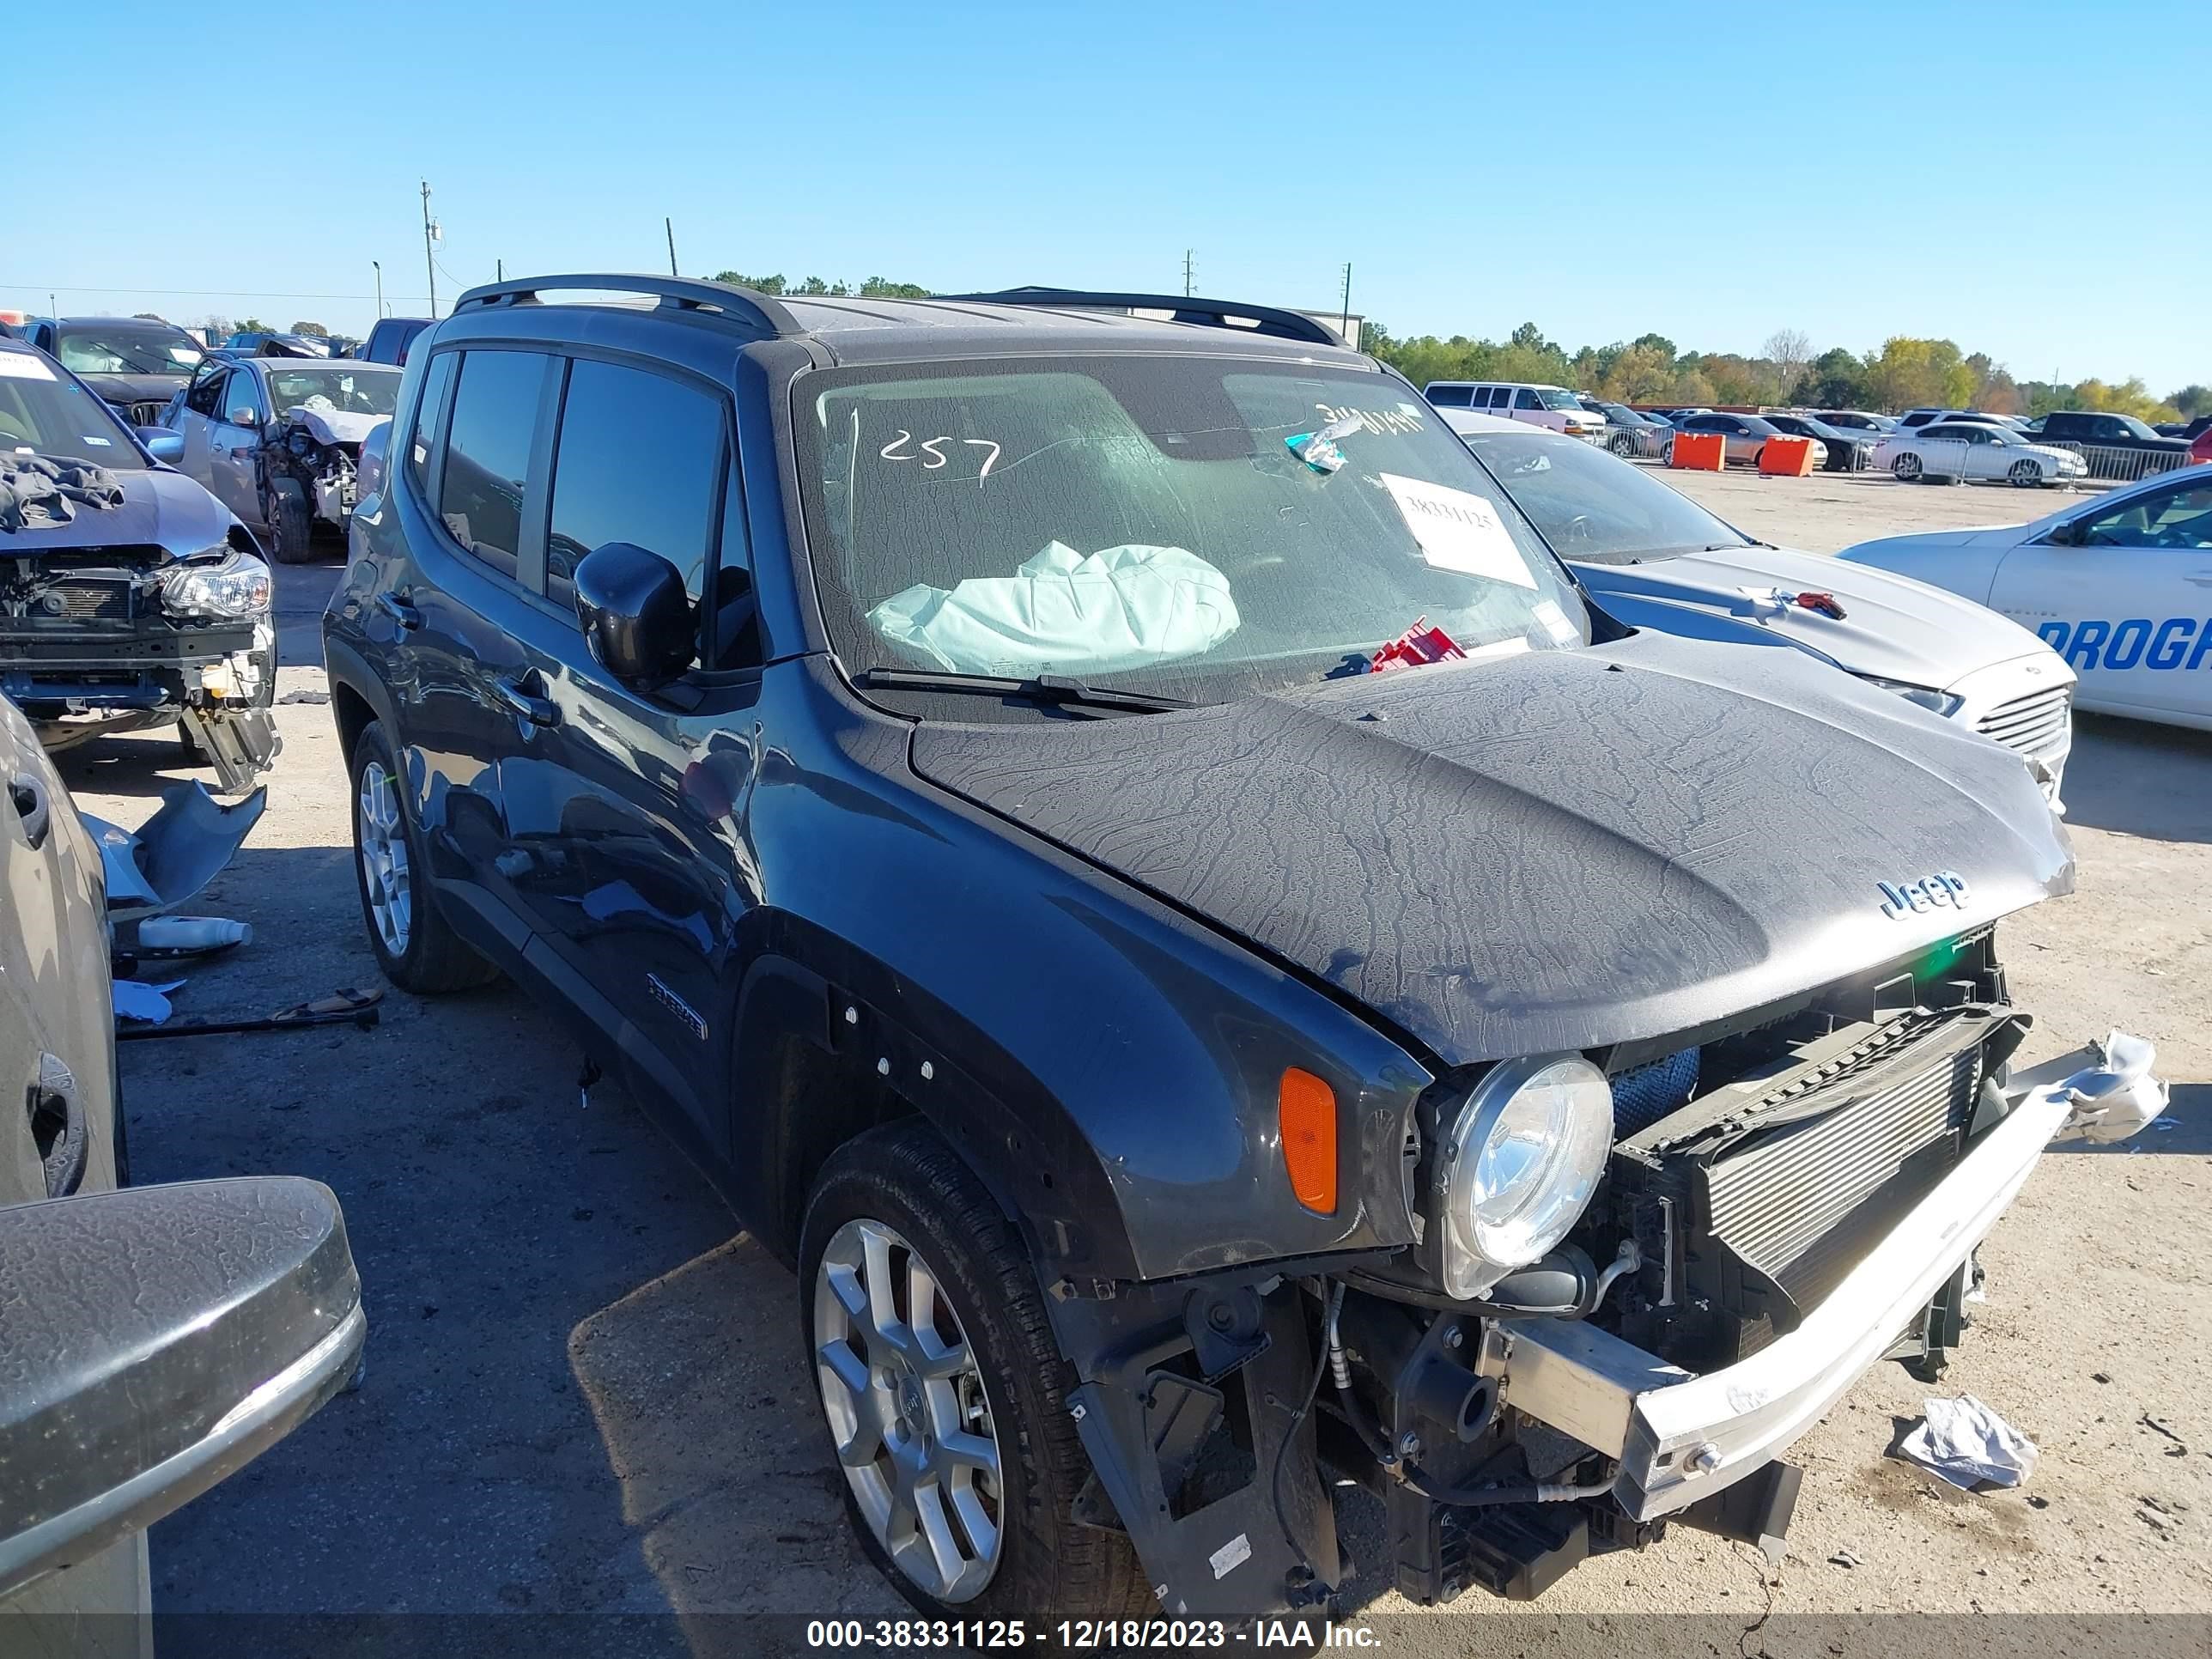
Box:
937, 287, 1346, 349
452, 273, 801, 337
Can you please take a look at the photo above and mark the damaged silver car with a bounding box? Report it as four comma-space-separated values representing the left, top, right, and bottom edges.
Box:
0, 337, 279, 789
164, 355, 400, 564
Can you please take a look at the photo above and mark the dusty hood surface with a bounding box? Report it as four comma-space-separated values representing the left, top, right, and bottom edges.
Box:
1576, 543, 2057, 690
0, 465, 231, 559
910, 631, 2073, 1065
281, 405, 388, 447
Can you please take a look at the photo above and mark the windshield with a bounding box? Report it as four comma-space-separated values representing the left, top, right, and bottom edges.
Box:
54, 323, 202, 378
1453, 426, 1749, 565
0, 353, 147, 469
264, 367, 400, 418
794, 358, 1590, 702
1534, 388, 1583, 411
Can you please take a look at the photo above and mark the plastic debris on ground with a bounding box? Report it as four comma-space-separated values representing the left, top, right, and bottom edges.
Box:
117, 985, 384, 1042
1897, 1395, 2039, 1490
81, 782, 267, 922
1370, 616, 1467, 674
112, 979, 185, 1024
136, 915, 253, 957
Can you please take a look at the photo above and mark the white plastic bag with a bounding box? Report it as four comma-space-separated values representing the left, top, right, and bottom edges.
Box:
868, 542, 1239, 677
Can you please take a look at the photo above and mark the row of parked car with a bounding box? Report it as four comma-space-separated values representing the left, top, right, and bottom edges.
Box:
1423, 379, 2212, 484
0, 279, 2194, 1632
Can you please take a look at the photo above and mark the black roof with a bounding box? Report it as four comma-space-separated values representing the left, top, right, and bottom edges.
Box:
447, 275, 1373, 371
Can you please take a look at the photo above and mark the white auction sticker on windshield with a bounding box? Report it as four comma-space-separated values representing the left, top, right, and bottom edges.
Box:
1379, 472, 1535, 588
0, 354, 57, 381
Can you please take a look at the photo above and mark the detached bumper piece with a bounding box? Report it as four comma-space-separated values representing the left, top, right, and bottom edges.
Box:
82, 781, 267, 923
1486, 1036, 2161, 1523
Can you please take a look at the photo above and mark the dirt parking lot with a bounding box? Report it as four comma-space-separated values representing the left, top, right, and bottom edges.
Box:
62, 471, 2212, 1653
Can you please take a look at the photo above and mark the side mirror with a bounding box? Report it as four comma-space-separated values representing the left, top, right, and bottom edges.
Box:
573, 542, 696, 686
137, 427, 185, 463
228, 407, 262, 430
0, 1176, 364, 1600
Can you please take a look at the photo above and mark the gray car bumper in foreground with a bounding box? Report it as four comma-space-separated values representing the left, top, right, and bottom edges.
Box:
1485, 1038, 2159, 1522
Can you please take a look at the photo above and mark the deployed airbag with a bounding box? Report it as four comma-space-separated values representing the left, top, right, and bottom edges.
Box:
868, 542, 1239, 677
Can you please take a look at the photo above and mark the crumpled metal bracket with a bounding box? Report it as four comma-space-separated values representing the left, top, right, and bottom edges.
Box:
2039, 1030, 2170, 1144
81, 783, 267, 923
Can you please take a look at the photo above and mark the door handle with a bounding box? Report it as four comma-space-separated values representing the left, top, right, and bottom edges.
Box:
374, 590, 422, 630
7, 772, 51, 851
30, 1053, 88, 1200
492, 674, 561, 728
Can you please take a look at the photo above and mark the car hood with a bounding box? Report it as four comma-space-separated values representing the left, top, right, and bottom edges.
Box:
908, 630, 2072, 1066
0, 465, 232, 559
76, 371, 190, 406
280, 405, 389, 447
1572, 544, 2055, 690
1835, 520, 2048, 605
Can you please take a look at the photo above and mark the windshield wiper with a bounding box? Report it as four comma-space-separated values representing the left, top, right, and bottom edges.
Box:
854, 668, 1196, 714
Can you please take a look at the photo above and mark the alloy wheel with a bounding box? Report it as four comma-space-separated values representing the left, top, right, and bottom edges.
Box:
1893, 454, 1923, 481
814, 1217, 1004, 1603
356, 759, 412, 957
2008, 459, 2041, 487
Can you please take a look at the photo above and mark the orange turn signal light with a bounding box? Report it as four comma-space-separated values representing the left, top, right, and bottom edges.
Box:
1279, 1067, 1338, 1215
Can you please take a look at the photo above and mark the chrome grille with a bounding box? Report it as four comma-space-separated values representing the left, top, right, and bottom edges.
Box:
1976, 684, 2070, 756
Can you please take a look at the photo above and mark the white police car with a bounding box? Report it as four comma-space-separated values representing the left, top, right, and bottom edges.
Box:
1840, 464, 2212, 732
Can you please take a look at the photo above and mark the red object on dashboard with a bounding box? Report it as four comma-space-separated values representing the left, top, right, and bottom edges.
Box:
1370, 617, 1467, 674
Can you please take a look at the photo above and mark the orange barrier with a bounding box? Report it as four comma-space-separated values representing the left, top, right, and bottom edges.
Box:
1669, 431, 1726, 471
1758, 436, 1817, 477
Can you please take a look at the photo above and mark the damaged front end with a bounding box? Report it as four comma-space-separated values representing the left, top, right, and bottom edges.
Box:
264, 406, 382, 536
1048, 933, 2166, 1616
1, 532, 281, 791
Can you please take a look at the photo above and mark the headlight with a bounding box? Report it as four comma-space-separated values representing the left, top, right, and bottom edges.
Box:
1435, 1054, 1613, 1299
161, 549, 272, 619
1857, 674, 1965, 719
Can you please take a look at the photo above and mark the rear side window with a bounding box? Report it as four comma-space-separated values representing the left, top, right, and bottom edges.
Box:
406, 352, 458, 500
441, 350, 552, 576
1426, 385, 1474, 408
546, 359, 724, 605
1485, 387, 1510, 409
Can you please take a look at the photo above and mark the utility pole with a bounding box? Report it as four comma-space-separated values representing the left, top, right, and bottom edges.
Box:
421, 180, 440, 319
372, 260, 383, 318
1183, 250, 1194, 298
1340, 262, 1352, 345
666, 218, 680, 277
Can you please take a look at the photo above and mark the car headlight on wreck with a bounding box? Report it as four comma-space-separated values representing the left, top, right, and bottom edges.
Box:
161, 549, 273, 621
1435, 1054, 1613, 1299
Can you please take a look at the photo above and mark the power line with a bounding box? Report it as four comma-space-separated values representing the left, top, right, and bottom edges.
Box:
1, 283, 405, 301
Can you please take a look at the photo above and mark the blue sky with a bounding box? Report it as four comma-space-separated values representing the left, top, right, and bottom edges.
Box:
10, 3, 2204, 386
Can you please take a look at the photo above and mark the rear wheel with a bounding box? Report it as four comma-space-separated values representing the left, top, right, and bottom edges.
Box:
348, 720, 500, 993
801, 1121, 1151, 1620
2008, 459, 2044, 488
1892, 453, 1923, 483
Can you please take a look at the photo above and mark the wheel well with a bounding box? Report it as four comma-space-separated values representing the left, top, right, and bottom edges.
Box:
331, 681, 376, 766
766, 1027, 916, 1261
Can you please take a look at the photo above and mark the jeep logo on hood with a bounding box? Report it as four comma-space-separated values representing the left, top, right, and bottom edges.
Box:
1878, 871, 1970, 919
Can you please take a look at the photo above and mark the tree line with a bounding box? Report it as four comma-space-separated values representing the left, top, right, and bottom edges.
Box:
1358, 319, 2206, 423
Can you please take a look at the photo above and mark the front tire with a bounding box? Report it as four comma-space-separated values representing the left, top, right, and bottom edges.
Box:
267, 480, 314, 565
2008, 459, 2044, 488
801, 1121, 1152, 1620
348, 720, 500, 993
1892, 453, 1924, 483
